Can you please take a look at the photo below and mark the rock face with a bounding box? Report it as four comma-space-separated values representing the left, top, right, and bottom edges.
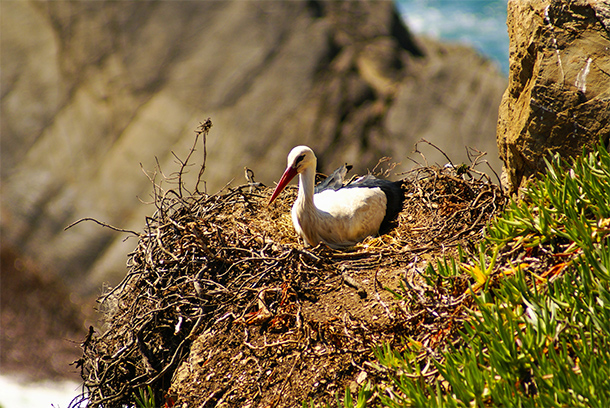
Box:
497, 0, 610, 195
1, 0, 506, 294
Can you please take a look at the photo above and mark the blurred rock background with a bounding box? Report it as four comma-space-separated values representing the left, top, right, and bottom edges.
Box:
1, 0, 507, 382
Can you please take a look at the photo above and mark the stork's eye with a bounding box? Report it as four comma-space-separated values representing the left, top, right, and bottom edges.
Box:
295, 154, 305, 166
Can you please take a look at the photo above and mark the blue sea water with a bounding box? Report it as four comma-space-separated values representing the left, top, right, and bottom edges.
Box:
395, 0, 509, 75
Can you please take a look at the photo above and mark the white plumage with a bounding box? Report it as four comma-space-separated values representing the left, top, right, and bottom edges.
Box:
269, 146, 402, 248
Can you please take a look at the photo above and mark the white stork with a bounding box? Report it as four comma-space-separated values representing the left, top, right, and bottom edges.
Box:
268, 146, 403, 248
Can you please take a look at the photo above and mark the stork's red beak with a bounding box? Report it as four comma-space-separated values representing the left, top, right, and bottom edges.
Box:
268, 166, 298, 204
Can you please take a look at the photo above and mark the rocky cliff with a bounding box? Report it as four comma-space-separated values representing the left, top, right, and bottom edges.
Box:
1, 0, 506, 294
497, 0, 610, 194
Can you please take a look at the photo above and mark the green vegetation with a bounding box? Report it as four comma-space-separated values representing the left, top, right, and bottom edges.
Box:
367, 143, 610, 407
134, 386, 155, 408
303, 386, 374, 408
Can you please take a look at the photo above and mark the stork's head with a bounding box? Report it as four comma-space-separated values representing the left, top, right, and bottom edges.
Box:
268, 146, 317, 204
286, 145, 316, 174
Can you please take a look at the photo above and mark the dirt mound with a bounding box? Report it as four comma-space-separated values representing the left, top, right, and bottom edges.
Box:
71, 121, 505, 407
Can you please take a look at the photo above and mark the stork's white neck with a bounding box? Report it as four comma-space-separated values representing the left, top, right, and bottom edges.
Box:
296, 163, 316, 208
293, 163, 325, 246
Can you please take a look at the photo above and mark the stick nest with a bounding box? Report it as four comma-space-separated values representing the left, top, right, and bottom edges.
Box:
71, 120, 506, 407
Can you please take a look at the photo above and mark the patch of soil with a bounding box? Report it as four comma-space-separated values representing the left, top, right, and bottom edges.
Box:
0, 246, 87, 382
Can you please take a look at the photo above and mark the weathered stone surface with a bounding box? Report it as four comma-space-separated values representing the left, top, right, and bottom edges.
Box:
497, 0, 610, 195
1, 0, 506, 294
